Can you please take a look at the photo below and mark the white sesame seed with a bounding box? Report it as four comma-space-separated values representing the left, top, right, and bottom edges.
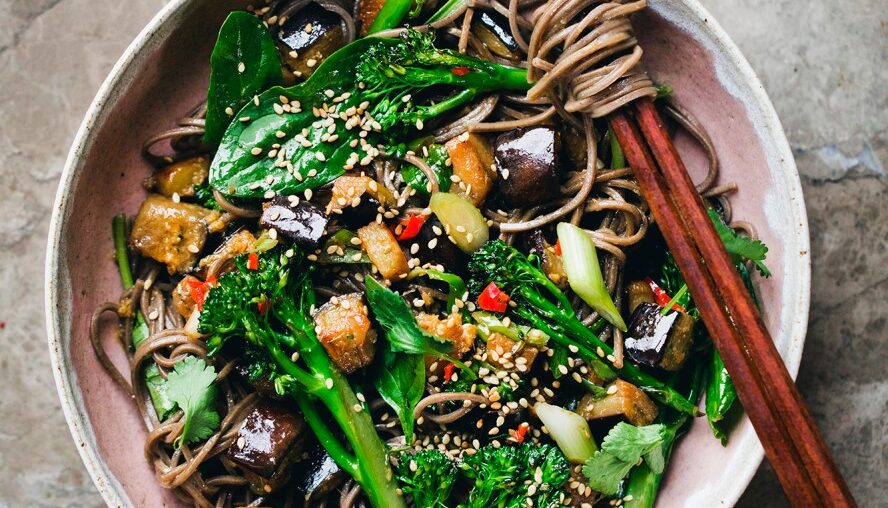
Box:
224, 106, 234, 116
306, 58, 317, 68
237, 62, 245, 73
187, 245, 200, 254
251, 147, 263, 156
325, 378, 334, 389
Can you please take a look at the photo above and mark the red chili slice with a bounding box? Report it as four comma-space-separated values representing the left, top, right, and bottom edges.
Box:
451, 66, 470, 76
645, 276, 685, 312
478, 281, 510, 313
397, 215, 426, 241
247, 252, 259, 271
443, 362, 456, 383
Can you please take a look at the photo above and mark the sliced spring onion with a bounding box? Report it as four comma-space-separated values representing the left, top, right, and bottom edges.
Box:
556, 222, 627, 331
535, 402, 598, 464
429, 192, 489, 253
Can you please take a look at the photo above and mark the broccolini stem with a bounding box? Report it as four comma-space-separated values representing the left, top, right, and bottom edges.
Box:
112, 214, 134, 289
426, 0, 464, 23
367, 0, 414, 34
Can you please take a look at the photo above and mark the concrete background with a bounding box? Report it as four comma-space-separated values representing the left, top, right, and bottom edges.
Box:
0, 0, 883, 506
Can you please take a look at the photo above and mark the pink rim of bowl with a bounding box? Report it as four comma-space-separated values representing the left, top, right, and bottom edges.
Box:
45, 0, 810, 506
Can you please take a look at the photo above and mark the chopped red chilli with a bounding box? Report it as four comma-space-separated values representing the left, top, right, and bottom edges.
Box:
451, 66, 470, 76
247, 252, 259, 271
187, 275, 217, 311
396, 215, 426, 241
645, 276, 685, 312
478, 281, 510, 313
443, 362, 456, 383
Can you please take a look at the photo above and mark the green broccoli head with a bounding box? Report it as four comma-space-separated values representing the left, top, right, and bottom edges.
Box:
198, 249, 295, 354
459, 443, 570, 508
467, 240, 555, 298
395, 449, 458, 508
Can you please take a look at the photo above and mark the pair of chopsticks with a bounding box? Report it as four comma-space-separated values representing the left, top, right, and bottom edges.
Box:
608, 98, 855, 507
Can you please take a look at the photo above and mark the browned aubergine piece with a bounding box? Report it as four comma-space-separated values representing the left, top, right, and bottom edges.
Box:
579, 379, 659, 426
411, 216, 468, 275
313, 293, 377, 373
147, 156, 209, 198
227, 399, 308, 494
276, 4, 345, 80
472, 11, 521, 61
292, 440, 347, 503
494, 126, 561, 207
624, 282, 695, 371
260, 196, 329, 250
129, 194, 218, 274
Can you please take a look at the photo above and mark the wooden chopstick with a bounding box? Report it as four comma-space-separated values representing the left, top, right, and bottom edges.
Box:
608, 99, 856, 507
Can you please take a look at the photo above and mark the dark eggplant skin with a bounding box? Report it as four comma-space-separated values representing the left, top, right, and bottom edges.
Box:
260, 196, 329, 249
624, 302, 679, 367
227, 400, 307, 477
411, 216, 468, 276
474, 11, 520, 58
292, 441, 347, 502
275, 4, 346, 80
494, 127, 561, 207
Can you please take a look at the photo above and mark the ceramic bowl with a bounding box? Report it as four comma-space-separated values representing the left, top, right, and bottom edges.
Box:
45, 0, 810, 506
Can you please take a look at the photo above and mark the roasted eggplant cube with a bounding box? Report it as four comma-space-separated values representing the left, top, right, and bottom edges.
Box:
129, 194, 216, 274
227, 400, 307, 493
579, 379, 659, 426
357, 0, 385, 35
149, 156, 209, 198
444, 133, 495, 206
626, 279, 656, 314
357, 221, 409, 280
411, 216, 468, 275
473, 11, 520, 61
625, 302, 694, 371
293, 441, 347, 503
313, 293, 377, 373
659, 311, 694, 371
624, 302, 678, 367
494, 127, 561, 207
260, 196, 329, 250
277, 4, 345, 79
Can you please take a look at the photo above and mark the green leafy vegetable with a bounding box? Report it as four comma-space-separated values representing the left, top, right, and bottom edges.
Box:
204, 11, 282, 146
582, 423, 666, 496
373, 344, 425, 444
165, 356, 220, 445
395, 449, 458, 508
401, 144, 452, 196
468, 240, 698, 416
209, 31, 529, 199
364, 276, 454, 357
708, 209, 770, 277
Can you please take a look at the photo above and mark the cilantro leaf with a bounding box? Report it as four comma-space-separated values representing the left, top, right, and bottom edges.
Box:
582, 423, 667, 496
600, 422, 665, 463
708, 209, 771, 277
166, 356, 220, 446
582, 449, 636, 495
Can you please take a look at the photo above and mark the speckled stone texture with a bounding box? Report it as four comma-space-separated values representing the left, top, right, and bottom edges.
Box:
0, 0, 883, 506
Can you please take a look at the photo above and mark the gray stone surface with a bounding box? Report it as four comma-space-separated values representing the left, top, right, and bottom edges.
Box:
0, 0, 883, 506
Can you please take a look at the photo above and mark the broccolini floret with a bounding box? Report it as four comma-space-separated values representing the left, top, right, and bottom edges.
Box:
395, 449, 458, 508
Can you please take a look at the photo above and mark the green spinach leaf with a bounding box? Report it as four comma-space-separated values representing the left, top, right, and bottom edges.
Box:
364, 276, 453, 357
373, 344, 425, 444
401, 144, 452, 197
204, 11, 282, 146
